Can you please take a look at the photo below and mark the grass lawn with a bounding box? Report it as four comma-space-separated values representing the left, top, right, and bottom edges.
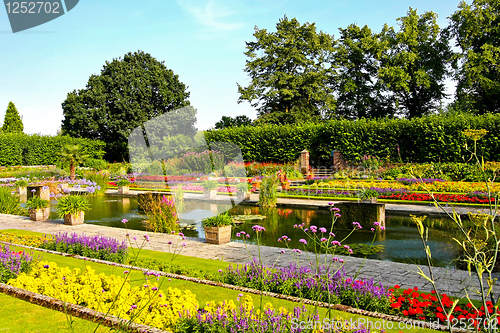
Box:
0, 229, 440, 332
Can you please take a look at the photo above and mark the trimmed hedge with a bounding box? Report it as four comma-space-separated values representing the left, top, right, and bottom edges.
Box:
204, 114, 500, 165
0, 133, 106, 167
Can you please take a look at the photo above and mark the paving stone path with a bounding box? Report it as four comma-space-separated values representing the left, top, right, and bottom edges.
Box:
1, 194, 498, 300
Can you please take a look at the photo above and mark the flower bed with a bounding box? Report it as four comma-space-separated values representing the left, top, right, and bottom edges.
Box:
391, 286, 500, 328
39, 232, 128, 263
218, 260, 391, 313
0, 245, 33, 283
9, 261, 198, 329
0, 231, 46, 247
378, 193, 495, 204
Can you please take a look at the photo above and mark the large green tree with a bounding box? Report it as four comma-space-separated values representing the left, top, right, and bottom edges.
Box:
334, 24, 395, 119
449, 0, 500, 114
237, 16, 336, 121
214, 115, 252, 129
61, 51, 191, 160
378, 8, 452, 118
2, 101, 23, 133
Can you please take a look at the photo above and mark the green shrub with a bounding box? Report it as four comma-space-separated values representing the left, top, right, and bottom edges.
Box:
0, 187, 24, 215
204, 113, 500, 165
55, 195, 91, 217
25, 196, 50, 210
83, 158, 108, 170
258, 176, 278, 207
202, 213, 233, 227
202, 180, 218, 191
0, 133, 105, 167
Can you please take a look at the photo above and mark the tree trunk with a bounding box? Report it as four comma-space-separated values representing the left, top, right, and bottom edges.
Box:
70, 162, 76, 181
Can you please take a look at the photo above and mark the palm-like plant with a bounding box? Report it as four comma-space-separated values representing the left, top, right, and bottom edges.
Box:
60, 144, 88, 181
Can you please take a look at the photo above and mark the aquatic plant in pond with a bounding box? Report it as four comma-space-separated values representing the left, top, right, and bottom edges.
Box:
141, 195, 179, 233
0, 244, 33, 283
40, 232, 128, 263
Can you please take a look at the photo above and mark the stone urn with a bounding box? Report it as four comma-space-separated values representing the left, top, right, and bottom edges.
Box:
64, 211, 85, 225
118, 186, 129, 195
203, 189, 217, 199
16, 186, 27, 195
29, 208, 50, 221
204, 225, 231, 245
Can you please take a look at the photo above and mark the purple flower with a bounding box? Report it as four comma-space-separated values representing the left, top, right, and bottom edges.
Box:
121, 219, 128, 224
319, 227, 327, 233
299, 239, 307, 245
124, 270, 129, 274
43, 264, 49, 268
320, 237, 327, 242
252, 225, 265, 232
144, 235, 150, 242
331, 241, 341, 246
353, 222, 362, 229
373, 222, 380, 226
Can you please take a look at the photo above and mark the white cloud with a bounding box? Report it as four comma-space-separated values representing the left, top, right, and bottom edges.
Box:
177, 0, 244, 31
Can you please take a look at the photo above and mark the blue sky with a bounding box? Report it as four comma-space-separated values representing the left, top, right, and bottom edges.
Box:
0, 0, 462, 135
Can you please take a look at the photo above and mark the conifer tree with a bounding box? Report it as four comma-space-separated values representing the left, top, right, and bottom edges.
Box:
2, 101, 24, 133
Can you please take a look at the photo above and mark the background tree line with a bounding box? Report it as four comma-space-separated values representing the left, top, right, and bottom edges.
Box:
222, 0, 499, 127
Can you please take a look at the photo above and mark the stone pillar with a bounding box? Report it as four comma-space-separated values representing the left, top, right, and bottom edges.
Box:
300, 150, 310, 175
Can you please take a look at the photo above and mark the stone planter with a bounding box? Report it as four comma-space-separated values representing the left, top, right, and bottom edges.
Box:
27, 186, 50, 201
64, 211, 85, 225
203, 189, 217, 199
29, 208, 50, 221
236, 192, 249, 201
204, 225, 231, 245
16, 186, 27, 195
117, 186, 129, 195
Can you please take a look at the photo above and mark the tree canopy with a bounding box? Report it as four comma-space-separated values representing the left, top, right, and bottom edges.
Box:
214, 115, 253, 129
378, 8, 452, 118
237, 16, 336, 121
1, 101, 24, 133
449, 0, 500, 114
61, 51, 191, 160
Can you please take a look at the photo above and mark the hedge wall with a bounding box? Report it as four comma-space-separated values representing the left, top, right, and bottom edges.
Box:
0, 134, 106, 167
204, 114, 500, 165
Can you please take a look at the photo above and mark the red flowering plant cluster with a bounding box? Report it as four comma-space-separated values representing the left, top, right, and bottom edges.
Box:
379, 192, 495, 204
390, 285, 499, 328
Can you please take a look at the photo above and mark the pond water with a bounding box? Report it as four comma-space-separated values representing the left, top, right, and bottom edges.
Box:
38, 196, 463, 268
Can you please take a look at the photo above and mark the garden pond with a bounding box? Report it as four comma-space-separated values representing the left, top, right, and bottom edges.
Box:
33, 195, 463, 268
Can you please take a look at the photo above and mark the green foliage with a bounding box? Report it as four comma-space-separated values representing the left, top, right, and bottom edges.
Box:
258, 176, 278, 207
82, 158, 107, 170
141, 195, 179, 233
334, 24, 395, 119
55, 195, 91, 217
1, 102, 23, 133
60, 144, 89, 180
205, 113, 500, 164
449, 0, 500, 114
61, 51, 191, 161
0, 133, 105, 167
115, 178, 130, 186
378, 8, 452, 118
82, 171, 109, 195
202, 179, 218, 191
238, 16, 336, 119
25, 196, 50, 210
202, 213, 233, 227
236, 182, 249, 193
0, 187, 24, 215
214, 115, 252, 129
14, 179, 28, 187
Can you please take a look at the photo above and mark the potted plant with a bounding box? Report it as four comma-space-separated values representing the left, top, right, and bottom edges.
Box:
202, 180, 218, 199
116, 178, 130, 195
26, 196, 50, 221
202, 213, 233, 245
236, 182, 249, 201
15, 179, 28, 195
56, 194, 91, 225
358, 188, 379, 203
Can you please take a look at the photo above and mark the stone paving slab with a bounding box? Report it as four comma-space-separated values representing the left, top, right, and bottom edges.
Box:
0, 212, 498, 300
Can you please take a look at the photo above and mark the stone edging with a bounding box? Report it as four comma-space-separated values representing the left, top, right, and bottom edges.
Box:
0, 283, 169, 333
0, 240, 469, 333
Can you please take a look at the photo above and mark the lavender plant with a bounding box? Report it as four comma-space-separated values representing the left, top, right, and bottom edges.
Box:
39, 232, 128, 263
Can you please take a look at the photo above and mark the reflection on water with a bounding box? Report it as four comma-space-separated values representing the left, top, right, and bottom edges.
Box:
31, 196, 462, 268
